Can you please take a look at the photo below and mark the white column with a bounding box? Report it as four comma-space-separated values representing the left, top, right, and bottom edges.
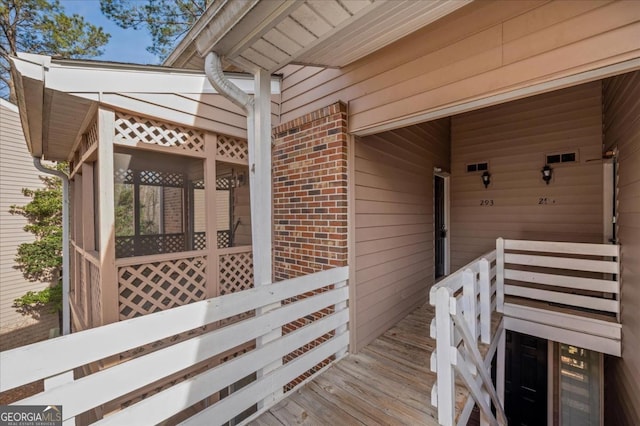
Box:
251, 69, 281, 407
251, 69, 272, 287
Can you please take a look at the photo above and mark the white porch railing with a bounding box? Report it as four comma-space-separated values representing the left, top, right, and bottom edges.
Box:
431, 238, 622, 426
497, 238, 621, 356
0, 266, 349, 425
429, 250, 507, 426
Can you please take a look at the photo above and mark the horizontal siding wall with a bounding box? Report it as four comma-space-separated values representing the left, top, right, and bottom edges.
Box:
0, 100, 58, 349
354, 118, 449, 350
97, 93, 281, 140
450, 82, 604, 270
603, 70, 640, 426
278, 0, 640, 134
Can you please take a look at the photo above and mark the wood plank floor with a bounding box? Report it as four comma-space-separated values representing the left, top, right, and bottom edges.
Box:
250, 303, 477, 426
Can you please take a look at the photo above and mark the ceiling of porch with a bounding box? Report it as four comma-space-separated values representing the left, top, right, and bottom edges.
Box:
165, 0, 472, 73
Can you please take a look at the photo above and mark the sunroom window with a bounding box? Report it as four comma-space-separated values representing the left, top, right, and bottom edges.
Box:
113, 149, 204, 258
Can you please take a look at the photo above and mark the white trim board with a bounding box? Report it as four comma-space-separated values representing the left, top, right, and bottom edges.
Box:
503, 303, 621, 340
11, 53, 281, 95
0, 98, 18, 112
503, 316, 620, 357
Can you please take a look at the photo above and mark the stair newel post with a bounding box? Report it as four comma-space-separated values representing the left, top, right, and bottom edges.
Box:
435, 286, 456, 426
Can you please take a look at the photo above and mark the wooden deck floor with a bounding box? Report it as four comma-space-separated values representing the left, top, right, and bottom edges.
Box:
250, 303, 473, 426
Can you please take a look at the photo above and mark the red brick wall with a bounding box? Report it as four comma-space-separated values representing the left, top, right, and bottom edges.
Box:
273, 102, 348, 280
272, 101, 349, 390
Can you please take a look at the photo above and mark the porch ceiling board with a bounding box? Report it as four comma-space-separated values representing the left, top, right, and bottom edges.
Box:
166, 0, 471, 73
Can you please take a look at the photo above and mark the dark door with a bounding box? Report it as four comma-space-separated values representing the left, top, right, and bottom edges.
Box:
434, 175, 446, 278
505, 331, 548, 426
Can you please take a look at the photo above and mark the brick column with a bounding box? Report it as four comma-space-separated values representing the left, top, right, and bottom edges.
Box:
272, 102, 348, 281
272, 101, 349, 390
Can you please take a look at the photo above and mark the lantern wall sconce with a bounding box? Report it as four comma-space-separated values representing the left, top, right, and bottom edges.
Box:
481, 171, 491, 188
541, 164, 553, 185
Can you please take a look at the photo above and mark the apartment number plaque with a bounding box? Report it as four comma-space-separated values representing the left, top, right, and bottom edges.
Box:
538, 197, 556, 205
480, 199, 494, 206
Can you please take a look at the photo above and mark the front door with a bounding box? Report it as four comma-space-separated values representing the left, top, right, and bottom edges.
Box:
505, 331, 548, 426
434, 175, 446, 278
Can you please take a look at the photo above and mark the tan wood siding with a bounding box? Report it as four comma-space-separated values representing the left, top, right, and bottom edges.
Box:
99, 93, 248, 140
354, 118, 449, 351
603, 70, 640, 426
278, 0, 640, 134
0, 101, 58, 344
450, 82, 604, 270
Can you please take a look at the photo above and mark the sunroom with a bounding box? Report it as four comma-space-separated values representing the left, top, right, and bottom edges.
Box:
9, 53, 267, 331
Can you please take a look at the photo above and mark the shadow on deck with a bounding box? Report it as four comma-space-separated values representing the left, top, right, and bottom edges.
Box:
251, 303, 474, 425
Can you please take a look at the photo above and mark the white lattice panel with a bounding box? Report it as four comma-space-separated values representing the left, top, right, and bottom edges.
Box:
217, 135, 248, 163
219, 251, 254, 295
115, 112, 205, 154
117, 255, 207, 320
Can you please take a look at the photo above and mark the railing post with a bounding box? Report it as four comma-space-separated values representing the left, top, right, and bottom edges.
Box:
496, 238, 505, 313
497, 324, 506, 416
435, 287, 456, 426
334, 279, 348, 359
462, 268, 478, 341
479, 258, 491, 345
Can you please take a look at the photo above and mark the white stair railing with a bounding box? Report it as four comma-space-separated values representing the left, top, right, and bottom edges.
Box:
429, 251, 506, 426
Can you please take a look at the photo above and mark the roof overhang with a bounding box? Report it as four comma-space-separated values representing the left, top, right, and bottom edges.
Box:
11, 53, 280, 161
165, 0, 472, 72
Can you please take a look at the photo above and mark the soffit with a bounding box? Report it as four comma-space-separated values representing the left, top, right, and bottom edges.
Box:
168, 0, 472, 73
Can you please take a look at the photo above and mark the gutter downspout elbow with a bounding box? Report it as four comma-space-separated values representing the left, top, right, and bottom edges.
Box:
204, 52, 254, 113
33, 158, 70, 336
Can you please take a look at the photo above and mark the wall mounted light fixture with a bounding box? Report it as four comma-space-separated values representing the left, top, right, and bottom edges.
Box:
541, 164, 553, 185
481, 171, 491, 188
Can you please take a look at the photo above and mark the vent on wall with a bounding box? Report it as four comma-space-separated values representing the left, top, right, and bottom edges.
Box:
467, 162, 488, 173
546, 152, 577, 164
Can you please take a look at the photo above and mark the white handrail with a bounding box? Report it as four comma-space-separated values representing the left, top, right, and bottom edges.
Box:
430, 250, 505, 426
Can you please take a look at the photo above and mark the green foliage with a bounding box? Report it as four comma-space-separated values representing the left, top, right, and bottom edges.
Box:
14, 283, 62, 314
9, 162, 67, 283
0, 0, 111, 100
115, 183, 134, 236
100, 0, 211, 59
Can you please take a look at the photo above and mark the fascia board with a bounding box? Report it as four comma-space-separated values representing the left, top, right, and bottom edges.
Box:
43, 63, 280, 94
11, 56, 45, 81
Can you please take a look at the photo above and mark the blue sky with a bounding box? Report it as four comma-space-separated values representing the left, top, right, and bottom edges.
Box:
60, 0, 161, 65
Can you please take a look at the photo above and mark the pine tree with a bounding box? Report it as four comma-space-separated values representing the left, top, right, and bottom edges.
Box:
100, 0, 211, 59
0, 0, 110, 100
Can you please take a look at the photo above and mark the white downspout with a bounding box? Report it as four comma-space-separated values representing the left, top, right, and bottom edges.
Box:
33, 158, 70, 336
204, 52, 270, 288
204, 52, 280, 406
